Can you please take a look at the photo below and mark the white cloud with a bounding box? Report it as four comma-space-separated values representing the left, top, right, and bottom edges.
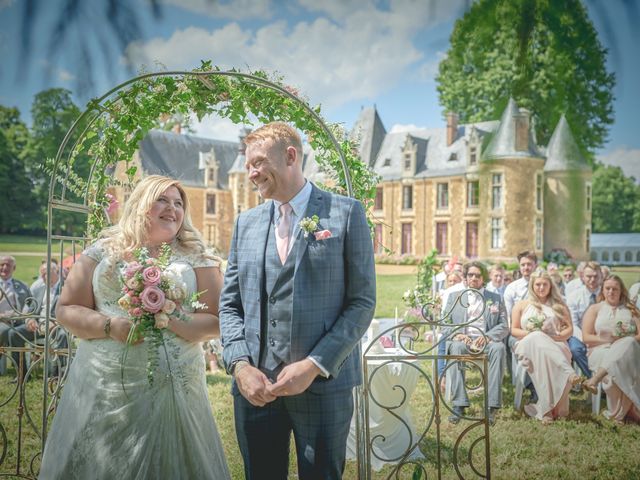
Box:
160, 0, 271, 20
123, 6, 434, 110
39, 59, 76, 82
57, 68, 75, 82
390, 123, 427, 133
190, 114, 242, 142
598, 147, 640, 183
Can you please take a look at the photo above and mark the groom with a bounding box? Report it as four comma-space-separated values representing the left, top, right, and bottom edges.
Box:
219, 122, 376, 479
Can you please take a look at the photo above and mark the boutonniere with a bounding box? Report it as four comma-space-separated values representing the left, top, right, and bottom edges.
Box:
485, 299, 499, 314
299, 215, 332, 240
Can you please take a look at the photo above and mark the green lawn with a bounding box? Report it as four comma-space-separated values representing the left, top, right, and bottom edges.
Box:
0, 235, 48, 253
375, 274, 415, 318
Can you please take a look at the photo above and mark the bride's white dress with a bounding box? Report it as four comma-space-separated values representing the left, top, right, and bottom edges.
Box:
39, 243, 231, 479
588, 303, 640, 421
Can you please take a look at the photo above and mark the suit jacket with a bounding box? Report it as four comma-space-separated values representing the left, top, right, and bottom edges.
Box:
220, 183, 376, 392
1, 278, 32, 315
443, 289, 509, 343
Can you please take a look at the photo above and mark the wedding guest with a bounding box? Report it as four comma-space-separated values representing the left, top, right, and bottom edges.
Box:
485, 265, 506, 298
39, 175, 231, 479
219, 122, 375, 480
581, 275, 640, 424
443, 261, 508, 425
566, 261, 602, 378
0, 256, 32, 374
629, 280, 640, 309
511, 269, 580, 424
565, 261, 586, 297
601, 265, 611, 279
504, 251, 537, 319
546, 262, 559, 275
503, 271, 514, 287
562, 266, 575, 289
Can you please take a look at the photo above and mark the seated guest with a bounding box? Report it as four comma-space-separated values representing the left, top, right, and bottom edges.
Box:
566, 261, 602, 378
582, 275, 640, 425
562, 266, 575, 290
546, 262, 559, 275
629, 280, 640, 309
0, 256, 32, 373
443, 261, 508, 425
511, 269, 580, 424
564, 261, 586, 297
503, 271, 513, 287
9, 262, 66, 378
486, 265, 506, 298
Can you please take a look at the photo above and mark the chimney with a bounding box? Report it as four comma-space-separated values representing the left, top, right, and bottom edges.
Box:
446, 112, 458, 146
515, 108, 530, 151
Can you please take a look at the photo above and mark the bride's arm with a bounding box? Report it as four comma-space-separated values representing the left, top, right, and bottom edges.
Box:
167, 266, 222, 343
55, 255, 133, 342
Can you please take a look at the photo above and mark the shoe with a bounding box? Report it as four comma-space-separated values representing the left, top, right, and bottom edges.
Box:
582, 379, 598, 395
488, 407, 499, 426
529, 390, 538, 404
448, 406, 466, 424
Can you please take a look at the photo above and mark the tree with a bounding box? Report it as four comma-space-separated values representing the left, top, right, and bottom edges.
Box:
436, 0, 615, 159
592, 164, 640, 233
0, 107, 37, 233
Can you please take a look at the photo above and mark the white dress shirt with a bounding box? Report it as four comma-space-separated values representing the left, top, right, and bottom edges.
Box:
466, 289, 486, 337
566, 284, 599, 340
503, 277, 529, 321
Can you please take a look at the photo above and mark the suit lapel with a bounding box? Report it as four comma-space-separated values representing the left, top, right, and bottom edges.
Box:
255, 202, 274, 296
294, 185, 326, 274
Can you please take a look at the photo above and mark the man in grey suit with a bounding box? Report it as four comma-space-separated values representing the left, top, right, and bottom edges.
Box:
219, 122, 376, 480
443, 261, 508, 425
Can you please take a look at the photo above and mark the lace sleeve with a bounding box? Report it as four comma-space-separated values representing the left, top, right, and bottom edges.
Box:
183, 249, 222, 269
82, 241, 105, 263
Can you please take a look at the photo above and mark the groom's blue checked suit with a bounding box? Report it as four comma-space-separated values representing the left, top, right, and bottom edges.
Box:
220, 182, 376, 479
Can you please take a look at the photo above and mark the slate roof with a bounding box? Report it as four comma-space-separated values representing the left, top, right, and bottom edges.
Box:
138, 129, 238, 189
544, 115, 590, 172
351, 106, 387, 168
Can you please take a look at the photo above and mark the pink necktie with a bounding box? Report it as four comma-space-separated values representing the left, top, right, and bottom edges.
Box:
276, 203, 292, 264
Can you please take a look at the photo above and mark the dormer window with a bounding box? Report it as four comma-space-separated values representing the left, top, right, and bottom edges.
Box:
383, 158, 391, 167
470, 146, 477, 165
448, 152, 458, 162
404, 153, 411, 171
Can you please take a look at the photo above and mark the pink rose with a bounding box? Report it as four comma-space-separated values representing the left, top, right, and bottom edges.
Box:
126, 276, 142, 290
124, 261, 142, 279
142, 266, 162, 286
154, 312, 170, 329
140, 286, 166, 313
131, 307, 143, 317
314, 229, 332, 241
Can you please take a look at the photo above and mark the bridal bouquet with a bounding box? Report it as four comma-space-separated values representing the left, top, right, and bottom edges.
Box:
525, 315, 545, 332
117, 243, 205, 385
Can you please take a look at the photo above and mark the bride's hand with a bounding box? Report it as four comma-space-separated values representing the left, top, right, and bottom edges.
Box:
107, 316, 140, 344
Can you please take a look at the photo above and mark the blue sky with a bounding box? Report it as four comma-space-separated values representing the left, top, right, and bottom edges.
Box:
1, 0, 638, 179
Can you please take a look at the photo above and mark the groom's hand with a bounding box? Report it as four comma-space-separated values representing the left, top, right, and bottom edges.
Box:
268, 359, 321, 397
236, 366, 277, 407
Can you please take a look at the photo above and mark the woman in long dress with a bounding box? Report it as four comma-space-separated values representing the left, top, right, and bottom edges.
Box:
511, 269, 581, 424
39, 175, 231, 479
582, 275, 640, 424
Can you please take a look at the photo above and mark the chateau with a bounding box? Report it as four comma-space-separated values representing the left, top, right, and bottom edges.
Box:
113, 98, 592, 262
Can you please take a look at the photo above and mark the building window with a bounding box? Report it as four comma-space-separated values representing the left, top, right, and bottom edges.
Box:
466, 222, 478, 258
613, 251, 620, 262
535, 218, 542, 250
491, 173, 502, 209
402, 185, 413, 209
536, 173, 543, 211
208, 169, 215, 183
207, 225, 214, 245
601, 251, 609, 262
586, 183, 592, 211
586, 228, 591, 255
637, 251, 640, 263
383, 158, 391, 167
436, 222, 447, 254
404, 154, 411, 171
374, 188, 383, 210
625, 251, 633, 262
401, 223, 412, 255
470, 146, 477, 165
374, 224, 383, 254
448, 152, 458, 161
437, 183, 449, 209
491, 218, 502, 249
206, 194, 216, 214
467, 181, 479, 207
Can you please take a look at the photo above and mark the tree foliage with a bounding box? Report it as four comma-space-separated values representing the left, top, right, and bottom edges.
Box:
436, 0, 615, 159
592, 164, 640, 233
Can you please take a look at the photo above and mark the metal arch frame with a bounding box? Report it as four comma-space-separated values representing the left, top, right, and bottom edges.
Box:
32, 69, 358, 475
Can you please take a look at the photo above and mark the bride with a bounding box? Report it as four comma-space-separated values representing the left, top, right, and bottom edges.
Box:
39, 175, 231, 479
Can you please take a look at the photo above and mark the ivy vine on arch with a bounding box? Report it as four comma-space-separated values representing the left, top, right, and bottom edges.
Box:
49, 60, 380, 239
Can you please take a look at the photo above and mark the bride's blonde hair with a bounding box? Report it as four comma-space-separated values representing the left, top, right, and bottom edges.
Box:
527, 268, 568, 326
100, 175, 209, 260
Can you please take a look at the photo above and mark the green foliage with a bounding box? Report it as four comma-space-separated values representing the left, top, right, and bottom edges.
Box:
53, 61, 379, 238
592, 164, 640, 233
436, 0, 615, 158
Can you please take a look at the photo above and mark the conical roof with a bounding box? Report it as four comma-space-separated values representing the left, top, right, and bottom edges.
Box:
351, 106, 387, 168
229, 127, 251, 174
483, 98, 543, 160
544, 115, 590, 172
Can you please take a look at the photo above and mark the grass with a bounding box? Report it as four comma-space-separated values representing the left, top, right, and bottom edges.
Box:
375, 274, 415, 318
2, 356, 640, 479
